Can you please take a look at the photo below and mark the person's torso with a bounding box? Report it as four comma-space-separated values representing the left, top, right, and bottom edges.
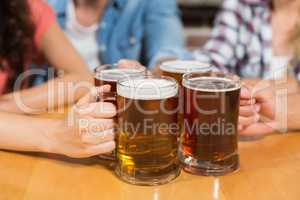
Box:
227, 0, 298, 80
230, 0, 273, 79
48, 0, 151, 68
64, 0, 101, 70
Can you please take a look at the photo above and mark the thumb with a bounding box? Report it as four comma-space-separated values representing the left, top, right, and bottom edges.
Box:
77, 85, 111, 106
240, 85, 252, 100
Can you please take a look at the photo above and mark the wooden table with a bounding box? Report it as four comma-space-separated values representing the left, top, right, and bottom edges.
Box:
1, 116, 300, 200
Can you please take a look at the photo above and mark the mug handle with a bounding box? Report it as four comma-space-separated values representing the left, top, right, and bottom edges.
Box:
96, 91, 117, 161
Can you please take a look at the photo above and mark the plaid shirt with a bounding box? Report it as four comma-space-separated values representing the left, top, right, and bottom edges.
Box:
193, 0, 300, 80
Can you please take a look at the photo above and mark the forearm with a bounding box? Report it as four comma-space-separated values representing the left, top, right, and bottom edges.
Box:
287, 93, 300, 130
0, 22, 94, 114
0, 73, 92, 114
285, 76, 299, 94
242, 76, 299, 94
0, 112, 60, 153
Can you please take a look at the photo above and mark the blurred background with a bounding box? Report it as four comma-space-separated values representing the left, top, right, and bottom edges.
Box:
178, 0, 222, 49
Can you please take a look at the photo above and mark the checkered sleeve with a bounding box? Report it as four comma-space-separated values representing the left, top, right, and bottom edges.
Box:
193, 0, 245, 72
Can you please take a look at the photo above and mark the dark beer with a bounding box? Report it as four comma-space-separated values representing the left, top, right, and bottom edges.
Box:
116, 76, 180, 185
160, 61, 211, 133
179, 72, 241, 176
94, 64, 145, 92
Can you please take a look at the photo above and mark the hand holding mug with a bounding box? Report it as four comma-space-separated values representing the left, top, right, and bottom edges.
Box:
49, 85, 117, 158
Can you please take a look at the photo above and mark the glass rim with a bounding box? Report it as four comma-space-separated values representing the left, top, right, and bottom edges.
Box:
182, 71, 241, 92
94, 63, 145, 72
94, 64, 117, 73
160, 60, 212, 74
117, 75, 178, 89
117, 75, 179, 100
94, 64, 146, 81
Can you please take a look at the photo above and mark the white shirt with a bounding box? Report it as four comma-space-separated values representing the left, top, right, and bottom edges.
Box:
64, 1, 100, 71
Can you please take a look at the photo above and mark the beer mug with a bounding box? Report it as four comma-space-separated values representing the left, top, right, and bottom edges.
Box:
160, 60, 212, 82
115, 75, 180, 185
95, 64, 146, 92
160, 61, 211, 134
179, 71, 241, 176
94, 64, 146, 160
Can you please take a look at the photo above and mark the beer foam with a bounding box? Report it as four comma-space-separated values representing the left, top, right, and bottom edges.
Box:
183, 77, 240, 92
118, 78, 178, 100
96, 68, 144, 82
160, 60, 211, 74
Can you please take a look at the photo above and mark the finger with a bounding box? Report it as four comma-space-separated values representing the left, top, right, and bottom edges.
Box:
238, 124, 244, 131
254, 90, 273, 104
77, 85, 111, 106
239, 122, 277, 136
239, 104, 261, 117
81, 128, 115, 145
76, 102, 116, 118
70, 141, 116, 158
240, 98, 256, 106
239, 114, 260, 126
78, 118, 115, 132
240, 85, 252, 100
118, 59, 142, 68
85, 141, 116, 156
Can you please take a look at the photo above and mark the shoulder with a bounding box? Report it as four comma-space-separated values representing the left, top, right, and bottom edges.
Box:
27, 0, 56, 48
27, 0, 55, 22
28, 0, 53, 12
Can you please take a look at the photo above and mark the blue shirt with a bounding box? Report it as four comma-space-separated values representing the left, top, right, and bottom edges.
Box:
47, 0, 185, 69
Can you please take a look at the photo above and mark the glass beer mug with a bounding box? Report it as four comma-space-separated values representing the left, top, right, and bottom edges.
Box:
115, 75, 181, 185
94, 64, 145, 160
160, 60, 212, 135
179, 71, 241, 176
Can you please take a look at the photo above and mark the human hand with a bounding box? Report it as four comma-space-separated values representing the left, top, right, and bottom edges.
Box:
117, 59, 154, 75
49, 85, 117, 158
117, 59, 143, 69
238, 83, 279, 136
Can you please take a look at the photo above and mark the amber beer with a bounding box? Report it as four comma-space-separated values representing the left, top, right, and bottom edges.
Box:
116, 76, 180, 185
179, 72, 241, 176
160, 61, 211, 132
94, 65, 144, 160
160, 60, 211, 83
94, 64, 145, 92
